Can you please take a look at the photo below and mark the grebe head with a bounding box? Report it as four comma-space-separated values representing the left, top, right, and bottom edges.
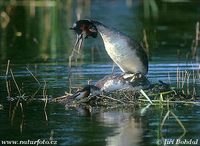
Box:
70, 20, 98, 38
70, 20, 98, 52
71, 85, 101, 100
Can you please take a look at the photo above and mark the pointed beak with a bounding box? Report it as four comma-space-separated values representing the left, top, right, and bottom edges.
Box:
69, 27, 74, 30
71, 92, 80, 99
71, 91, 87, 100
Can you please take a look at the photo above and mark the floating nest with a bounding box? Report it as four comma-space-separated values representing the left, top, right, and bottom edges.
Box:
52, 81, 200, 108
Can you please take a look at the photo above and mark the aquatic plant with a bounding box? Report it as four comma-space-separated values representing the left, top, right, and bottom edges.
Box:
4, 60, 50, 127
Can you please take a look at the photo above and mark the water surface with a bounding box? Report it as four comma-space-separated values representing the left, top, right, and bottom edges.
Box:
0, 0, 200, 146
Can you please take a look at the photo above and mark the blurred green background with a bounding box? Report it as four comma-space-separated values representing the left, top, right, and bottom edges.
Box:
0, 0, 200, 64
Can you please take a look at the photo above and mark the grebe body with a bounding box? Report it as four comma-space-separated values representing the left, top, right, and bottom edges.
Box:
93, 21, 148, 74
70, 19, 148, 75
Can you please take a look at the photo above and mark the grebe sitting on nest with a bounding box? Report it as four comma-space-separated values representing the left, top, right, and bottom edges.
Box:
70, 19, 150, 93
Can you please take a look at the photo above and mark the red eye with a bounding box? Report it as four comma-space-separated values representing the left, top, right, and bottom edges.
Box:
89, 27, 97, 32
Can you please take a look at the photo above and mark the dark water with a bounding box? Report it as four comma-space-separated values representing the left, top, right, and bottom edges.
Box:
0, 0, 200, 146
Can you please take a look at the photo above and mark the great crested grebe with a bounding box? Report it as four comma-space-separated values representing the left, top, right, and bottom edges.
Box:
71, 74, 150, 100
95, 74, 150, 92
70, 19, 148, 75
70, 19, 150, 98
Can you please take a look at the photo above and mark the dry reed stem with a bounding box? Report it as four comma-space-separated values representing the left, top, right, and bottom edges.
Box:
170, 111, 186, 133
19, 102, 24, 116
26, 67, 42, 98
139, 98, 200, 105
87, 79, 92, 85
68, 78, 72, 94
43, 80, 48, 110
192, 69, 195, 85
52, 95, 71, 102
176, 67, 197, 96
26, 67, 41, 86
160, 110, 170, 129
186, 72, 191, 95
68, 49, 81, 93
43, 80, 48, 121
68, 55, 73, 94
19, 102, 24, 133
167, 72, 171, 85
68, 34, 85, 93
146, 90, 174, 97
143, 29, 149, 57
181, 70, 187, 88
101, 94, 125, 104
160, 110, 186, 140
5, 60, 11, 97
10, 69, 22, 96
5, 60, 10, 78
140, 89, 153, 104
121, 92, 133, 102
68, 55, 72, 69
191, 21, 199, 59
176, 67, 179, 88
20, 118, 24, 133
44, 110, 48, 121
68, 37, 81, 68
192, 70, 197, 96
0, 104, 3, 110
11, 98, 20, 124
49, 130, 54, 141
140, 104, 151, 116
160, 93, 164, 102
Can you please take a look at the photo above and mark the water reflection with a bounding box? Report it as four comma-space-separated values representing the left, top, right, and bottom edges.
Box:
100, 111, 142, 146
50, 103, 146, 146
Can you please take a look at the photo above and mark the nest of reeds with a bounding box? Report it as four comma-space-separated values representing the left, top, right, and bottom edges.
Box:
52, 80, 200, 109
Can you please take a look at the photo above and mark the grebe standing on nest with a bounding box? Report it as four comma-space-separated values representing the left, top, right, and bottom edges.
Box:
70, 19, 150, 93
70, 19, 148, 75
